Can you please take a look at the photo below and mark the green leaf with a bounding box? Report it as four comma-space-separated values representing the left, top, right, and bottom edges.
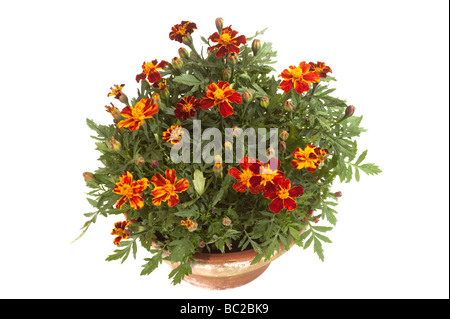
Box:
358, 163, 383, 176
173, 74, 202, 86
355, 150, 368, 165
140, 250, 164, 276
314, 238, 325, 261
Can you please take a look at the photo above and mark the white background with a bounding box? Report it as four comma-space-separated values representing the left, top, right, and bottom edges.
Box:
0, 0, 448, 299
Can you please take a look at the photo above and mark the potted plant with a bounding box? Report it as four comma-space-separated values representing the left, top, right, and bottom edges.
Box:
78, 18, 381, 289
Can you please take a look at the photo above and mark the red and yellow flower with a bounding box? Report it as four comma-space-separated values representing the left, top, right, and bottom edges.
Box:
105, 103, 121, 121
113, 171, 150, 210
108, 84, 125, 99
199, 81, 242, 118
291, 145, 329, 173
263, 178, 304, 214
162, 125, 184, 145
117, 98, 159, 131
228, 157, 263, 194
207, 26, 247, 58
309, 61, 332, 78
151, 169, 189, 207
180, 218, 198, 232
111, 220, 130, 245
169, 21, 197, 43
279, 61, 320, 94
136, 59, 169, 83
174, 96, 200, 120
249, 158, 285, 191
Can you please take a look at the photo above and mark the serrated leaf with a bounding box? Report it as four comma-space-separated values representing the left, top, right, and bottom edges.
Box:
314, 238, 325, 261
355, 150, 368, 165
173, 74, 202, 86
358, 163, 382, 176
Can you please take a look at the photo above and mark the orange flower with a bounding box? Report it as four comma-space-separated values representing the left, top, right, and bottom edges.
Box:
169, 21, 197, 43
151, 169, 189, 207
228, 157, 263, 194
309, 61, 332, 78
249, 158, 285, 191
279, 61, 320, 94
108, 84, 125, 99
113, 172, 150, 210
199, 81, 242, 118
291, 145, 329, 173
263, 178, 304, 214
117, 98, 159, 131
207, 26, 247, 58
180, 218, 198, 232
162, 125, 184, 145
111, 220, 130, 245
174, 96, 200, 120
105, 102, 121, 120
136, 59, 169, 83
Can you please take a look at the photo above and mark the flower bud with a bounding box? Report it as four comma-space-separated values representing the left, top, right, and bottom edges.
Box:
283, 100, 295, 112
151, 92, 161, 107
344, 105, 355, 118
150, 159, 159, 169
227, 52, 238, 65
334, 191, 342, 198
105, 103, 122, 121
252, 39, 261, 56
199, 240, 206, 249
242, 90, 253, 103
266, 147, 275, 158
224, 141, 233, 152
231, 126, 242, 138
182, 33, 193, 46
178, 47, 189, 59
135, 157, 145, 167
313, 216, 320, 223
260, 96, 270, 108
171, 57, 183, 70
215, 17, 224, 33
209, 210, 216, 217
222, 217, 232, 226
213, 155, 223, 176
279, 141, 286, 151
222, 68, 231, 81
279, 130, 289, 141
83, 172, 95, 182
109, 138, 121, 152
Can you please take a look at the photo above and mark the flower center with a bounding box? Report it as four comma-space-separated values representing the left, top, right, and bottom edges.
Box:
163, 183, 176, 196
143, 62, 157, 75
121, 184, 134, 198
241, 169, 253, 186
291, 67, 304, 80
182, 102, 194, 112
213, 88, 226, 101
278, 188, 290, 200
219, 32, 232, 45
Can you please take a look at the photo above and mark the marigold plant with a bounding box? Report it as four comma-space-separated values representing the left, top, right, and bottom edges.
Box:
79, 18, 381, 285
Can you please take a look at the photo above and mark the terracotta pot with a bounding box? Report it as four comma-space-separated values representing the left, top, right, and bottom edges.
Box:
153, 228, 306, 290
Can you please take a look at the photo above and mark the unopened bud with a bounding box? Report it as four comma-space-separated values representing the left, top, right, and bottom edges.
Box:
150, 159, 159, 169
178, 47, 189, 59
222, 69, 231, 81
109, 138, 121, 152
222, 217, 232, 226
199, 240, 206, 248
172, 57, 183, 69
135, 157, 145, 167
279, 130, 289, 141
334, 191, 342, 198
266, 147, 275, 158
252, 39, 261, 56
344, 105, 355, 118
313, 216, 320, 223
279, 141, 286, 151
224, 141, 233, 151
215, 17, 224, 33
260, 96, 270, 108
242, 90, 253, 103
231, 126, 242, 137
227, 52, 238, 65
182, 33, 193, 46
283, 100, 295, 112
209, 210, 216, 217
83, 172, 95, 182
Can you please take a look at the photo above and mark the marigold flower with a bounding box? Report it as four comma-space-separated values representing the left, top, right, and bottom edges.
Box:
207, 25, 247, 58
111, 220, 130, 245
136, 59, 169, 83
105, 103, 122, 121
117, 98, 159, 131
228, 157, 263, 194
180, 218, 197, 232
162, 125, 184, 145
169, 21, 197, 43
113, 171, 150, 210
249, 158, 285, 191
309, 61, 332, 78
174, 96, 200, 120
291, 145, 329, 173
279, 61, 320, 94
107, 84, 128, 103
263, 179, 304, 214
199, 81, 242, 118
151, 169, 189, 207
